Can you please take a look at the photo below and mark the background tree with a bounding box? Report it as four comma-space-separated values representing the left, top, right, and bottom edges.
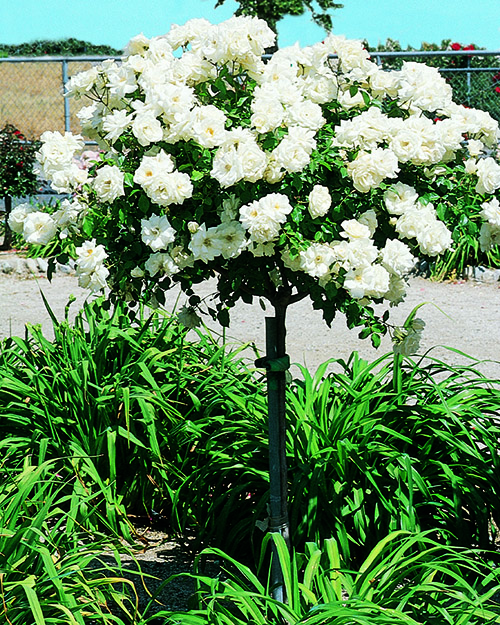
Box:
214, 0, 343, 47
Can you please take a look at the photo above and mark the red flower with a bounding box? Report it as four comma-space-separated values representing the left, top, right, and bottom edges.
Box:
495, 86, 500, 93
451, 42, 461, 50
463, 44, 475, 51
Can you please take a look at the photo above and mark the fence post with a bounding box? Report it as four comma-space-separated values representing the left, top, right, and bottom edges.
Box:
61, 59, 71, 133
467, 55, 472, 107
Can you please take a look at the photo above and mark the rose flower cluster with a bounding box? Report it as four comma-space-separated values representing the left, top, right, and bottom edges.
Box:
10, 16, 500, 331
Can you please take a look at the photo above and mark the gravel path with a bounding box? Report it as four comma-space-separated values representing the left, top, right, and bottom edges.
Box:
1, 261, 499, 378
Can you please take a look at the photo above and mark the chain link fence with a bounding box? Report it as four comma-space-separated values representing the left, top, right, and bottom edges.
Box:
0, 56, 119, 140
1, 50, 500, 142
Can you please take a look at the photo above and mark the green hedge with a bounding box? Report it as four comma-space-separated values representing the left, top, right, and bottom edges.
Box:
0, 38, 122, 57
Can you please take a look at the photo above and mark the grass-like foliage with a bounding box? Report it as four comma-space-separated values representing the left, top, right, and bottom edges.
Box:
286, 351, 500, 561
0, 456, 140, 624
2, 296, 500, 565
153, 532, 500, 624
0, 295, 262, 539
2, 296, 500, 622
173, 348, 500, 563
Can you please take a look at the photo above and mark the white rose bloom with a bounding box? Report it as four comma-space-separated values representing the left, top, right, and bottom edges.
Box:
153, 82, 196, 120
299, 243, 336, 278
302, 74, 338, 104
369, 68, 400, 98
390, 116, 447, 166
239, 141, 268, 183
268, 76, 303, 107
343, 264, 391, 299
397, 62, 452, 112
285, 100, 326, 131
259, 56, 297, 89
395, 202, 437, 240
239, 198, 284, 243
465, 158, 478, 174
132, 112, 164, 146
144, 252, 179, 277
272, 127, 316, 173
75, 239, 108, 273
37, 131, 85, 173
389, 128, 422, 163
380, 239, 416, 276
124, 32, 150, 56
481, 197, 500, 228
250, 92, 285, 133
215, 220, 248, 259
145, 36, 174, 63
437, 118, 465, 153
467, 139, 485, 157
211, 146, 244, 187
384, 182, 419, 215
338, 89, 367, 110
479, 222, 494, 252
106, 64, 137, 98
65, 67, 99, 98
443, 103, 499, 146
49, 164, 89, 193
188, 223, 225, 262
52, 198, 85, 237
165, 171, 194, 205
338, 238, 379, 269
324, 34, 371, 72
189, 105, 227, 148
170, 51, 216, 85
347, 148, 399, 193
8, 203, 35, 234
22, 212, 57, 246
385, 274, 407, 305
141, 214, 176, 251
77, 264, 110, 293
340, 219, 371, 240
416, 221, 453, 256
258, 193, 293, 222
358, 209, 378, 236
102, 109, 133, 143
308, 185, 331, 219
475, 157, 500, 195
281, 248, 302, 272
263, 156, 286, 184
333, 107, 395, 150
93, 165, 125, 203
165, 18, 212, 49
134, 150, 175, 188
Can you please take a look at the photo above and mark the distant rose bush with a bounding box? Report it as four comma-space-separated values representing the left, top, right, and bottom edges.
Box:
10, 16, 500, 338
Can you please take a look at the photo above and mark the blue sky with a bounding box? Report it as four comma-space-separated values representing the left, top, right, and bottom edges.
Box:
2, 0, 499, 50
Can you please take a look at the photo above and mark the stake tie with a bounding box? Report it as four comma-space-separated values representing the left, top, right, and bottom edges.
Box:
254, 355, 290, 371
